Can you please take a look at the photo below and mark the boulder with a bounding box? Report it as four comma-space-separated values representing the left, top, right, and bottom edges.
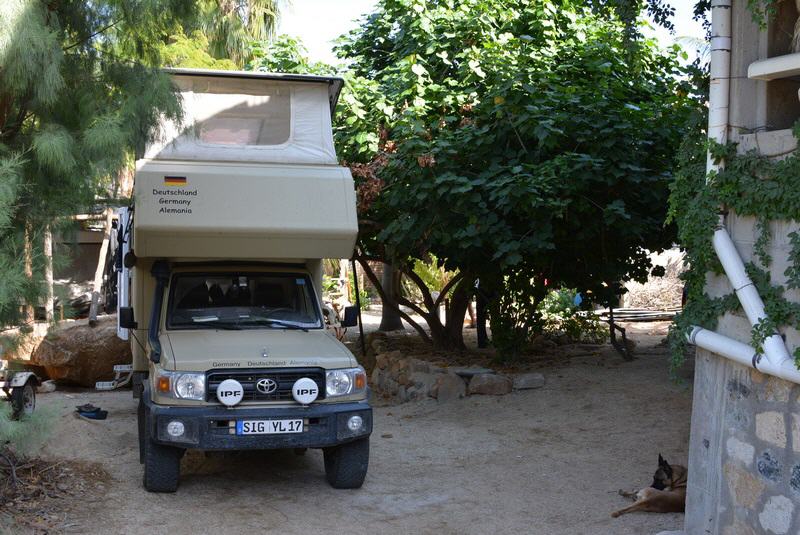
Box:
468, 373, 513, 396
30, 316, 131, 387
512, 373, 545, 390
430, 373, 466, 402
449, 366, 495, 379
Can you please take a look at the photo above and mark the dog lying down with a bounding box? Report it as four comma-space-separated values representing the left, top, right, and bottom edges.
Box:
611, 455, 687, 518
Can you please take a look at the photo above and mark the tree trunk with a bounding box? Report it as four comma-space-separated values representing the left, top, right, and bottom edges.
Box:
378, 263, 404, 331
43, 225, 54, 322
23, 223, 34, 324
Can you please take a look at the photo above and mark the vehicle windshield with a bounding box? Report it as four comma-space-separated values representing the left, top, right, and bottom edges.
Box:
167, 272, 322, 330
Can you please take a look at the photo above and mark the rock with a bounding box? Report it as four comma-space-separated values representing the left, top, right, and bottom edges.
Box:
468, 374, 512, 396
375, 352, 391, 370
409, 359, 431, 374
755, 411, 787, 448
388, 353, 409, 375
36, 380, 57, 393
512, 373, 545, 390
365, 331, 388, 356
430, 373, 466, 402
759, 495, 794, 535
449, 366, 495, 378
30, 316, 132, 387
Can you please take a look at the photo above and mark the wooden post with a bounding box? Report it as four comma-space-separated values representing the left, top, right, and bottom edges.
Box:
43, 225, 54, 322
88, 208, 113, 326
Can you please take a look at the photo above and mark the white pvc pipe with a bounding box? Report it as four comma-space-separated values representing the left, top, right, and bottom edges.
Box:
712, 229, 792, 366
707, 0, 732, 175
687, 0, 798, 384
689, 327, 800, 384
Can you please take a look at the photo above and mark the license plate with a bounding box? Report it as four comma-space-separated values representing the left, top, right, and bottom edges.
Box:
236, 419, 304, 435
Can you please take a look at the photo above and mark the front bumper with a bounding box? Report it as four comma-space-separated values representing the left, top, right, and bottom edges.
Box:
144, 395, 372, 450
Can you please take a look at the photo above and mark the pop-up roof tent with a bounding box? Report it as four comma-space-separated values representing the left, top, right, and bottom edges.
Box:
133, 68, 357, 260
145, 68, 344, 164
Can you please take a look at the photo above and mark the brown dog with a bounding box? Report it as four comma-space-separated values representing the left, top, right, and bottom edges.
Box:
611, 454, 687, 518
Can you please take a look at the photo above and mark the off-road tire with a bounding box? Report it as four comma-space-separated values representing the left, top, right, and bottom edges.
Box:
142, 432, 183, 493
323, 438, 369, 489
10, 382, 35, 420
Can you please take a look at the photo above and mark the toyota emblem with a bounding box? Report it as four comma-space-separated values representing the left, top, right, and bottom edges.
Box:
256, 378, 278, 395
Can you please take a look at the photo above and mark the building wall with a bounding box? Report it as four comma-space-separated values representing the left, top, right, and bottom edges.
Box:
684, 4, 800, 533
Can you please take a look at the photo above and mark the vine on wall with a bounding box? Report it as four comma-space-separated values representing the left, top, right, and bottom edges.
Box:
668, 125, 800, 371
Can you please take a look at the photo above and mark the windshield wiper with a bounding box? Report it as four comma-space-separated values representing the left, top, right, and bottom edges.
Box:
188, 320, 241, 330
243, 317, 309, 331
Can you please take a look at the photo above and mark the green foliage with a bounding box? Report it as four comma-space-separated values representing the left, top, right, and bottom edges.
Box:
669, 127, 800, 370
160, 30, 238, 69
539, 288, 608, 344
0, 0, 196, 329
197, 0, 279, 66
334, 0, 693, 347
0, 404, 55, 458
349, 270, 369, 310
746, 0, 781, 27
489, 271, 545, 362
405, 255, 457, 300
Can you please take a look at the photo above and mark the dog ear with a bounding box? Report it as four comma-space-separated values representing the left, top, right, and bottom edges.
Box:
658, 453, 665, 466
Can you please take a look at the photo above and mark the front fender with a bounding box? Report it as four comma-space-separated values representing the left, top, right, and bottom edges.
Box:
8, 371, 39, 388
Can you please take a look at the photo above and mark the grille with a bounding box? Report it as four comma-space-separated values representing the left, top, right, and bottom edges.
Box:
206, 368, 326, 402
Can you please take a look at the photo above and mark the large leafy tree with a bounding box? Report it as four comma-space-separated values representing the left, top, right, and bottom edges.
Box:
199, 0, 281, 66
0, 0, 200, 329
335, 0, 694, 349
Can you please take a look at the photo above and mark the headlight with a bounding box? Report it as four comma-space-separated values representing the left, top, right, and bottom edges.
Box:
174, 373, 205, 400
326, 367, 367, 398
155, 371, 205, 401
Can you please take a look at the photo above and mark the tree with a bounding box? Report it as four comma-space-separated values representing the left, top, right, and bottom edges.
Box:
159, 30, 238, 69
199, 0, 281, 66
0, 0, 198, 329
335, 0, 695, 350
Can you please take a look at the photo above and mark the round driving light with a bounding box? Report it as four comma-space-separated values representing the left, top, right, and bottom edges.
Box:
292, 377, 319, 404
347, 415, 363, 432
166, 420, 185, 437
216, 379, 244, 406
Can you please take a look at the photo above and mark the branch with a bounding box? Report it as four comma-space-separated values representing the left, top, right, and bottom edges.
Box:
434, 271, 467, 308
63, 20, 119, 51
399, 266, 436, 312
356, 257, 431, 343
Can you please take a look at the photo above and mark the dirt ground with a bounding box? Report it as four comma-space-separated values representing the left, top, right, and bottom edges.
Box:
18, 321, 692, 535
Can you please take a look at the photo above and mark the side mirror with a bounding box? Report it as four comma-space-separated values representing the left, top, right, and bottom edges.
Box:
119, 307, 138, 329
341, 305, 359, 328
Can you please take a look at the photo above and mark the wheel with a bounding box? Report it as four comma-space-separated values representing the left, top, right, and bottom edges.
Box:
142, 418, 183, 492
323, 438, 369, 489
137, 398, 145, 464
10, 382, 35, 420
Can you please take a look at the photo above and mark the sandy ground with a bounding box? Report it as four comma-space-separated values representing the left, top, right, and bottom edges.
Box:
22, 321, 694, 535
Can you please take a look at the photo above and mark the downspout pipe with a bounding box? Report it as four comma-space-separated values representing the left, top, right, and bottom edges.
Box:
686, 0, 797, 383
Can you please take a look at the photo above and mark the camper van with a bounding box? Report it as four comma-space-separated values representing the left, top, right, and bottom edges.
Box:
115, 68, 370, 492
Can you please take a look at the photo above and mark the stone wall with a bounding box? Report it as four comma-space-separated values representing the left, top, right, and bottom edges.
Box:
683, 5, 800, 533
366, 333, 544, 403
686, 351, 800, 534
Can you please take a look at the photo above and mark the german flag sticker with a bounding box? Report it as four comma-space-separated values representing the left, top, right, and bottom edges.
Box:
164, 176, 187, 187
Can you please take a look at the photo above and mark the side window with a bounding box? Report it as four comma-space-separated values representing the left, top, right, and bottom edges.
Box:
187, 78, 291, 146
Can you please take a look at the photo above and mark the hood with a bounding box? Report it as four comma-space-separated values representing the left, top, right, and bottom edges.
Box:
162, 329, 355, 371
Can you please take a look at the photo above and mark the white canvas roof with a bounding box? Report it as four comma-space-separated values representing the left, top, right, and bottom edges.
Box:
145, 68, 345, 165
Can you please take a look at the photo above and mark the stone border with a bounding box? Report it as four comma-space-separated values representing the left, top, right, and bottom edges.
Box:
370, 349, 545, 403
